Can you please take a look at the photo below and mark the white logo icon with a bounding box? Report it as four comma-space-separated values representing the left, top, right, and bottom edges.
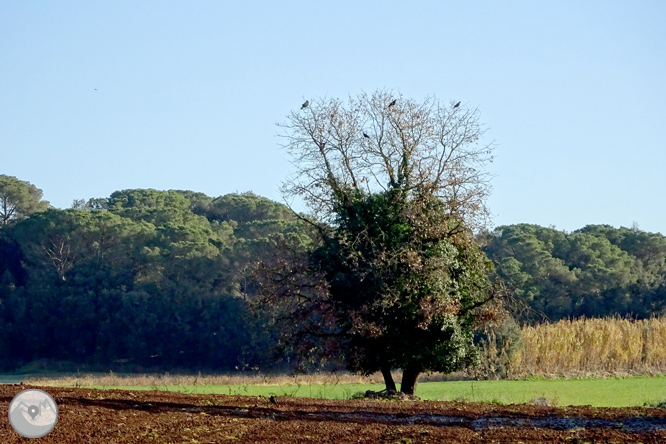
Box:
8, 389, 58, 438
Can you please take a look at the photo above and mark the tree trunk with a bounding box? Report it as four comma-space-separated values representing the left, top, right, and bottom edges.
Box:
400, 364, 421, 395
381, 364, 397, 392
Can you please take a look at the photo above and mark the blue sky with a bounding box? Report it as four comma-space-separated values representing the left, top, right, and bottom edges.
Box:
2, 1, 664, 233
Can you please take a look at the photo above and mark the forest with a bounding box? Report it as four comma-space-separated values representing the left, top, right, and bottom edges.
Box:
1, 174, 665, 373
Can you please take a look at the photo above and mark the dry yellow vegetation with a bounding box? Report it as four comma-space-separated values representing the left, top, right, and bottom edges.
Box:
511, 317, 666, 378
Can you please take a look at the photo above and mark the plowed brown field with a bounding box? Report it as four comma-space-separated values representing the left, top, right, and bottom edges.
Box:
1, 384, 665, 443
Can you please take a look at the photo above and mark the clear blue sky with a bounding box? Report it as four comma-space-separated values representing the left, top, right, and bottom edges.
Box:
2, 1, 664, 233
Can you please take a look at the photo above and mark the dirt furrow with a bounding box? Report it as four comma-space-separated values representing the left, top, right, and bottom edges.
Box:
2, 385, 665, 443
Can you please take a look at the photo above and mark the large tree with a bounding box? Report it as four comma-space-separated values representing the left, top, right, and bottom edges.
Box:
0, 175, 49, 226
255, 91, 504, 395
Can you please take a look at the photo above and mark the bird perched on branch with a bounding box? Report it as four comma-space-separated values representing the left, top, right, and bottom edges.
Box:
301, 100, 309, 109
453, 101, 461, 109
363, 132, 370, 138
388, 99, 397, 108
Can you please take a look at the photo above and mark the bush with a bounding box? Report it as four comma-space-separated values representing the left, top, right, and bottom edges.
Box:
471, 317, 523, 379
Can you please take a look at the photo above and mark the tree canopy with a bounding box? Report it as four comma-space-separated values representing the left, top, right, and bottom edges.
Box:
0, 175, 49, 226
483, 224, 666, 320
256, 91, 502, 395
280, 91, 494, 230
0, 186, 305, 372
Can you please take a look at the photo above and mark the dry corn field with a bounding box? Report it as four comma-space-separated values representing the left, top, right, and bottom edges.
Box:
510, 317, 666, 377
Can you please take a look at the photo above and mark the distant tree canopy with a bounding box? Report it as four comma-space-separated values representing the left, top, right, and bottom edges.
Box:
0, 187, 306, 372
482, 224, 666, 321
0, 175, 49, 226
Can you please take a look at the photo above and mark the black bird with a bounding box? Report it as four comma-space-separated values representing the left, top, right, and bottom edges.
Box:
363, 132, 370, 138
301, 100, 309, 109
269, 395, 277, 404
453, 101, 461, 109
388, 99, 397, 108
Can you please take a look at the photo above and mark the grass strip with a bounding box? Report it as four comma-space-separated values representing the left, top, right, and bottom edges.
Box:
79, 376, 666, 407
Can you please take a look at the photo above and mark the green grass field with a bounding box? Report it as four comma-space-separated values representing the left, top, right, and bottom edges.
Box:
88, 376, 666, 408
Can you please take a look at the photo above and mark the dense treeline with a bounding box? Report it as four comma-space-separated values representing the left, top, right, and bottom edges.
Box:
0, 175, 665, 372
482, 224, 666, 321
0, 182, 307, 371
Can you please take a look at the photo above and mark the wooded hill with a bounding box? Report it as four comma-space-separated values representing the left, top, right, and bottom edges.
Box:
0, 188, 306, 371
0, 184, 664, 372
481, 224, 666, 321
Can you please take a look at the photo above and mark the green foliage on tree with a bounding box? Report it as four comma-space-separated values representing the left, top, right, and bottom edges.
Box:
0, 175, 49, 226
205, 192, 295, 225
12, 208, 154, 284
318, 190, 500, 393
0, 183, 304, 372
483, 224, 666, 320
